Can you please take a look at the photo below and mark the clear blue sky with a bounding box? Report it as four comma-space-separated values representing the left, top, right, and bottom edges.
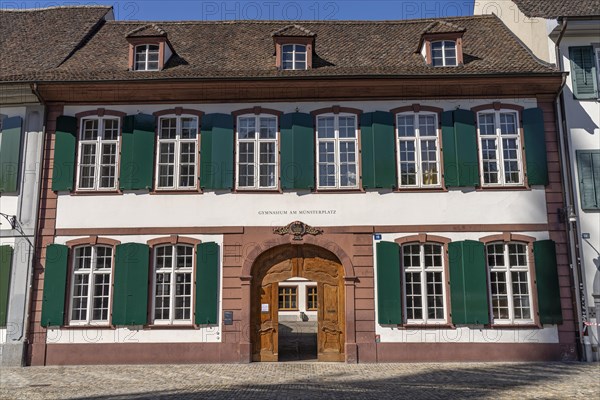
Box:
2, 1, 476, 20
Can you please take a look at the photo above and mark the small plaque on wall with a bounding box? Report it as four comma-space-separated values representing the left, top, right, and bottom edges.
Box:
261, 304, 269, 313
223, 311, 233, 325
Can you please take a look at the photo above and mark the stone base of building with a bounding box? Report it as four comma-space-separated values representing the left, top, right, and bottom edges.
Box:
31, 342, 577, 365
1, 342, 26, 367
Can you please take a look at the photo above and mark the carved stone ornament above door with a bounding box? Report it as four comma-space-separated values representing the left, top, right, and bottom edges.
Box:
273, 221, 323, 241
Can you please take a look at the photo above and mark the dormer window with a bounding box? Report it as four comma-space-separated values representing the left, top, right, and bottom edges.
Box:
126, 24, 173, 72
135, 44, 160, 71
431, 40, 457, 67
282, 44, 307, 70
417, 20, 465, 67
272, 24, 315, 70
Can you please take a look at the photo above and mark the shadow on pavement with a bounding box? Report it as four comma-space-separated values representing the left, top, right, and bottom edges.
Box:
73, 362, 590, 400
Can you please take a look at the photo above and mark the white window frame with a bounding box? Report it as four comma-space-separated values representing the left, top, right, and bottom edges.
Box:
395, 112, 441, 188
155, 115, 199, 190
152, 244, 195, 325
316, 113, 359, 190
235, 114, 279, 190
281, 44, 307, 70
69, 245, 113, 326
431, 40, 457, 67
134, 44, 160, 71
477, 110, 524, 187
486, 242, 534, 325
401, 242, 447, 325
76, 117, 120, 191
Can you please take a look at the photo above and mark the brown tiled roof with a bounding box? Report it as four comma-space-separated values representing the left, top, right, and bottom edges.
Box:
513, 0, 600, 18
126, 24, 167, 38
272, 24, 316, 37
422, 20, 466, 34
0, 6, 111, 79
1, 14, 556, 82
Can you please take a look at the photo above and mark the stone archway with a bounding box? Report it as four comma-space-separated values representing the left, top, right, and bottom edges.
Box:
250, 244, 346, 362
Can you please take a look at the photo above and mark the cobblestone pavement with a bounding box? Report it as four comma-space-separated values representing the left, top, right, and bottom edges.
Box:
1, 362, 599, 399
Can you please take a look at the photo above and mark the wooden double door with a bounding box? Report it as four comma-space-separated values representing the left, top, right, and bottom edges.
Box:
251, 245, 345, 362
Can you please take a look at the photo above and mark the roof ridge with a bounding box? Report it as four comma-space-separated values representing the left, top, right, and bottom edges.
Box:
103, 15, 496, 25
0, 5, 112, 12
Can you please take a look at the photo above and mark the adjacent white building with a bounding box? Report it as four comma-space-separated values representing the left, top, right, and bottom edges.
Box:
476, 0, 600, 361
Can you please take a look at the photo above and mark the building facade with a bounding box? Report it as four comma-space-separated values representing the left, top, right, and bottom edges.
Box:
0, 8, 578, 364
476, 0, 600, 361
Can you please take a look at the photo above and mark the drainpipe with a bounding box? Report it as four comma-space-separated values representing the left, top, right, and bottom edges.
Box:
554, 17, 589, 361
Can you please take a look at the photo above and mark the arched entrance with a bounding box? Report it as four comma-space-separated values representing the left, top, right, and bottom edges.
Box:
251, 244, 345, 362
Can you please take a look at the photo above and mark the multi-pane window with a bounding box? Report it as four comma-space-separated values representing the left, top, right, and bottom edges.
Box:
77, 118, 120, 190
281, 44, 307, 70
156, 116, 198, 190
477, 110, 523, 186
306, 286, 318, 311
402, 243, 445, 323
316, 114, 358, 189
236, 114, 278, 190
134, 44, 160, 71
487, 242, 533, 324
396, 113, 440, 187
153, 244, 194, 324
70, 245, 112, 325
431, 41, 457, 67
278, 286, 298, 310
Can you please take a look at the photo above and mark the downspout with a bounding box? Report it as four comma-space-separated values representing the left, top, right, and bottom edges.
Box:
554, 17, 588, 361
18, 82, 46, 364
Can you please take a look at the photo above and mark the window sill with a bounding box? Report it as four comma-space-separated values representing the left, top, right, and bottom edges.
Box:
398, 323, 454, 329
314, 188, 363, 194
145, 324, 198, 329
150, 189, 201, 195
396, 187, 446, 193
484, 323, 540, 329
476, 185, 529, 191
72, 190, 122, 196
61, 324, 115, 329
234, 188, 282, 194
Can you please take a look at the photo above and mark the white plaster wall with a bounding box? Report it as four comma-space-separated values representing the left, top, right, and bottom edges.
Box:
474, 0, 553, 63
56, 189, 549, 229
373, 231, 558, 344
0, 106, 27, 218
560, 31, 600, 329
50, 234, 224, 344
279, 278, 318, 321
0, 328, 5, 345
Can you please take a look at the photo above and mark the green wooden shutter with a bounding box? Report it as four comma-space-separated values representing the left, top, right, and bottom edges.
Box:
120, 114, 156, 190
441, 110, 459, 187
376, 241, 402, 325
112, 243, 150, 326
569, 46, 598, 100
40, 244, 69, 327
200, 113, 234, 190
0, 116, 23, 193
0, 245, 13, 327
448, 240, 489, 325
360, 112, 396, 189
522, 108, 548, 186
453, 109, 479, 187
441, 110, 478, 187
195, 242, 219, 325
51, 116, 78, 191
533, 240, 563, 324
280, 112, 315, 190
576, 150, 600, 210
